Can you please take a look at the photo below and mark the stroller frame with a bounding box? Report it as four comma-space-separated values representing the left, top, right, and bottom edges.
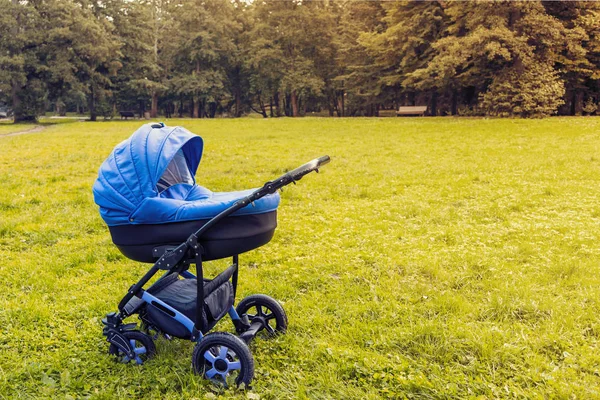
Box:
101, 155, 330, 385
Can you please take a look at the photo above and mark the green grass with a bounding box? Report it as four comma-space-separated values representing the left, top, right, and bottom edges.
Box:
0, 118, 78, 136
0, 122, 37, 135
1, 117, 600, 399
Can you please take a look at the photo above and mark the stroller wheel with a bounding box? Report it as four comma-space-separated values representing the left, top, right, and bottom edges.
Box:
108, 330, 156, 365
236, 294, 288, 337
192, 332, 254, 387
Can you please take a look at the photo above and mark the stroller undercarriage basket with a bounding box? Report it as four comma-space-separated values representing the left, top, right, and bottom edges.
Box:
123, 272, 235, 338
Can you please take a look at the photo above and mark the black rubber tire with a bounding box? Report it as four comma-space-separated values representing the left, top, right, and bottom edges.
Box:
236, 294, 288, 337
192, 332, 254, 387
108, 330, 156, 364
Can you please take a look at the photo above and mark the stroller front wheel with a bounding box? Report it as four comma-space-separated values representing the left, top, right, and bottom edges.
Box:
108, 330, 156, 365
236, 294, 288, 337
192, 332, 254, 387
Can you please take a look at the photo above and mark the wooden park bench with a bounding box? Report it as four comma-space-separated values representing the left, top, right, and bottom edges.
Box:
120, 111, 135, 119
397, 106, 427, 116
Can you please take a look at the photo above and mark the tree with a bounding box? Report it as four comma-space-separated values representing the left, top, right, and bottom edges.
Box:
404, 1, 570, 117
247, 0, 327, 117
360, 1, 447, 115
543, 2, 600, 115
166, 0, 237, 118
335, 1, 386, 116
109, 0, 167, 118
0, 0, 45, 122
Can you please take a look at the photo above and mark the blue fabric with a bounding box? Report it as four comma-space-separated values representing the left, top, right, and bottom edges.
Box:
93, 124, 280, 226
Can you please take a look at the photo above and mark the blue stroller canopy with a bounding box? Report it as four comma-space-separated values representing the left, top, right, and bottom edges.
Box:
93, 124, 279, 226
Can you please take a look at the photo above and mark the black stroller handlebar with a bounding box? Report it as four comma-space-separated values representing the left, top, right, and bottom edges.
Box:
184, 156, 331, 243
264, 155, 331, 193
286, 155, 331, 182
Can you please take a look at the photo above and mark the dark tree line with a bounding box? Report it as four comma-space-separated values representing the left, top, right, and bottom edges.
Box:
2, 0, 600, 122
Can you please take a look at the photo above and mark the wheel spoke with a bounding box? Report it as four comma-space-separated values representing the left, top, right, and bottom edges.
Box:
219, 372, 230, 385
228, 361, 241, 370
257, 305, 264, 316
247, 313, 256, 319
219, 346, 229, 359
265, 312, 274, 320
122, 355, 130, 363
134, 346, 146, 355
135, 356, 143, 365
264, 323, 275, 334
204, 350, 216, 363
205, 367, 218, 379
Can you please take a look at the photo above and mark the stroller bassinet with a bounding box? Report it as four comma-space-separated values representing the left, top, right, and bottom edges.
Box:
93, 123, 280, 261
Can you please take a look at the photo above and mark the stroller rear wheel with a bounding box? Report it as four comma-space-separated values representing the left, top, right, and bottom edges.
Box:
236, 294, 288, 337
192, 332, 254, 387
108, 330, 156, 365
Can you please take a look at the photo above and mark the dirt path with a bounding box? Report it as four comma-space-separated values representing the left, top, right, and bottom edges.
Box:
0, 125, 46, 137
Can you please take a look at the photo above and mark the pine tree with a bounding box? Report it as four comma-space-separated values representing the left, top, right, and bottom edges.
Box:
334, 0, 385, 116
166, 0, 236, 118
247, 0, 326, 117
361, 1, 447, 115
110, 0, 166, 118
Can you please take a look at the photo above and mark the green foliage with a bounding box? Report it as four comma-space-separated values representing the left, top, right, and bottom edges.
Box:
246, 0, 333, 116
2, 0, 600, 118
2, 118, 600, 398
361, 1, 447, 105
480, 62, 565, 117
335, 1, 386, 116
583, 98, 598, 115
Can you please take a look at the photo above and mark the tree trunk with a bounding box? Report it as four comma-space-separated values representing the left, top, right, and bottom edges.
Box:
258, 94, 267, 118
451, 89, 458, 116
291, 90, 299, 117
284, 94, 290, 116
10, 0, 29, 123
235, 87, 242, 117
88, 86, 97, 122
430, 92, 437, 116
193, 97, 199, 118
209, 102, 217, 118
10, 84, 22, 121
150, 91, 158, 118
274, 92, 281, 117
571, 90, 583, 116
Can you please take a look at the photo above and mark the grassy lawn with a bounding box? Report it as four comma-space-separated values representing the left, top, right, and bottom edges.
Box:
0, 122, 36, 135
1, 117, 600, 399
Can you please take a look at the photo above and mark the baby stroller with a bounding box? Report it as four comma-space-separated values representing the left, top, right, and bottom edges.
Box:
93, 123, 329, 386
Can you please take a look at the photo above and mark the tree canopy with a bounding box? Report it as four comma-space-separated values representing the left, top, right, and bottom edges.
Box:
2, 0, 600, 121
